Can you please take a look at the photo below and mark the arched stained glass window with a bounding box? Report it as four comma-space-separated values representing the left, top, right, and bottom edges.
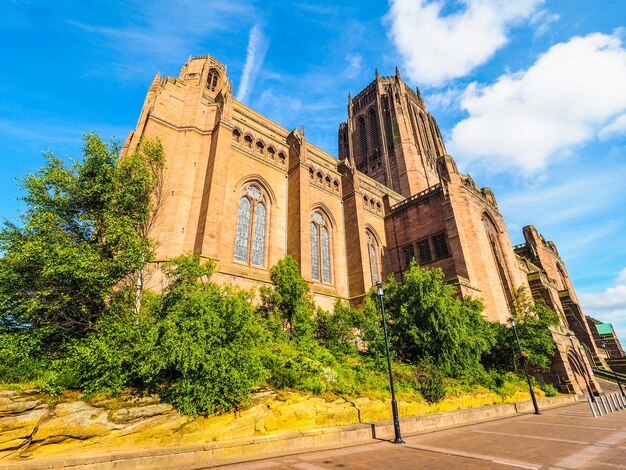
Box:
311, 223, 319, 280
252, 203, 266, 266
311, 211, 331, 284
367, 231, 380, 284
233, 184, 268, 267
234, 198, 251, 262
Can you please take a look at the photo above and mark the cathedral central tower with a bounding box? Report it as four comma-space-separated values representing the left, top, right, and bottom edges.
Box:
338, 69, 446, 197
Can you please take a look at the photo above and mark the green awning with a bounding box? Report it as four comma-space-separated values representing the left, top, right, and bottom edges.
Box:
596, 323, 614, 335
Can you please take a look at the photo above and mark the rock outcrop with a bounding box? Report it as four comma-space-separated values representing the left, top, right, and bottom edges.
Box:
0, 386, 536, 463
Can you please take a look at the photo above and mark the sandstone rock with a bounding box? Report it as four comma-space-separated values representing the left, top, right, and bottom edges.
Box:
0, 399, 42, 415
32, 401, 115, 442
110, 404, 173, 423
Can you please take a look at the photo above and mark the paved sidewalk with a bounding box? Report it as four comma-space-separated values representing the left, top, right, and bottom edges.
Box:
211, 402, 626, 469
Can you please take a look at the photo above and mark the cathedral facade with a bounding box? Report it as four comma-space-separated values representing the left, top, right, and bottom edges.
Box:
122, 54, 602, 395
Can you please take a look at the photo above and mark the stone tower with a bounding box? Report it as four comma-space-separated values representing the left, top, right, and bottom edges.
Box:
338, 69, 446, 197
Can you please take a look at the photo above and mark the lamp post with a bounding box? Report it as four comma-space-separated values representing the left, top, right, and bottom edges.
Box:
509, 317, 541, 415
600, 340, 625, 397
376, 281, 404, 444
567, 332, 595, 401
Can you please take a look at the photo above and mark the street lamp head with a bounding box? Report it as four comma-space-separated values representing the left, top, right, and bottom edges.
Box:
567, 332, 575, 338
376, 280, 384, 296
600, 340, 607, 348
508, 316, 516, 327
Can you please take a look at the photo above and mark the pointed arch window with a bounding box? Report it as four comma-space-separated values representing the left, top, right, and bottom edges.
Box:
207, 68, 219, 92
234, 184, 267, 267
367, 230, 381, 284
369, 109, 380, 153
358, 117, 368, 159
311, 211, 331, 283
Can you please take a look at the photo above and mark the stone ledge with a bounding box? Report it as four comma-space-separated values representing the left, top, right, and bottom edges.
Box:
0, 395, 579, 470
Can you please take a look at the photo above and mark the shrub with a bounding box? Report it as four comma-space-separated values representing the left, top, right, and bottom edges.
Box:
415, 360, 446, 404
540, 383, 558, 397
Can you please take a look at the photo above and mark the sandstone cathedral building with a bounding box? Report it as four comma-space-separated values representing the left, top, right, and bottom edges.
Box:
122, 54, 605, 396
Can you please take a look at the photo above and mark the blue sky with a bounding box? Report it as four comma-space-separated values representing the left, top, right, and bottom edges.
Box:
1, 0, 626, 341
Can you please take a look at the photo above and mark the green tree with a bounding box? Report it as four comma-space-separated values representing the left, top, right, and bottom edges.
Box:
0, 133, 164, 338
260, 255, 315, 342
137, 254, 266, 415
315, 301, 364, 356
379, 262, 493, 378
483, 288, 559, 373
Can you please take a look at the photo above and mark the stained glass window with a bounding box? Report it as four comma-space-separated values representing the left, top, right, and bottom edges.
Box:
234, 197, 251, 262
234, 184, 268, 267
311, 211, 331, 284
321, 226, 330, 283
252, 203, 265, 266
311, 223, 319, 280
367, 232, 380, 284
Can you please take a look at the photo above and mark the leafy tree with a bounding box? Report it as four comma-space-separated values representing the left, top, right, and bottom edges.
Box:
0, 133, 164, 338
260, 255, 315, 341
483, 288, 559, 373
378, 262, 493, 378
137, 254, 266, 415
315, 301, 364, 356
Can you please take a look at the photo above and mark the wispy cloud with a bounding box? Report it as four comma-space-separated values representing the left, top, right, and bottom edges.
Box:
236, 24, 269, 103
449, 33, 626, 175
580, 269, 626, 342
67, 0, 254, 81
344, 53, 363, 79
385, 0, 543, 87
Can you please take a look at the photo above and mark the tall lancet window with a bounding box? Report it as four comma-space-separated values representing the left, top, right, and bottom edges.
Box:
369, 109, 380, 153
311, 211, 331, 283
234, 184, 267, 267
367, 230, 381, 284
207, 68, 219, 91
358, 117, 368, 159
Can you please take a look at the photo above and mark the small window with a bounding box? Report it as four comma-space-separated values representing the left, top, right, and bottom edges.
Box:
278, 152, 286, 164
432, 233, 449, 258
363, 195, 369, 205
309, 167, 315, 179
256, 140, 265, 153
232, 128, 241, 142
370, 199, 375, 209
333, 180, 339, 191
376, 202, 381, 212
325, 176, 331, 187
418, 239, 431, 263
403, 245, 415, 267
268, 146, 276, 158
317, 172, 323, 183
244, 134, 253, 148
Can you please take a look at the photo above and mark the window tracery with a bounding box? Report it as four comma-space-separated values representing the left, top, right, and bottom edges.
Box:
207, 68, 219, 92
233, 184, 267, 267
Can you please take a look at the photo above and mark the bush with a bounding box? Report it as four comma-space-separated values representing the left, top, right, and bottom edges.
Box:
540, 383, 558, 397
376, 263, 493, 378
415, 360, 446, 404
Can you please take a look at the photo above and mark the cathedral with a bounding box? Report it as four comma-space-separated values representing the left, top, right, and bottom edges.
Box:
121, 54, 605, 395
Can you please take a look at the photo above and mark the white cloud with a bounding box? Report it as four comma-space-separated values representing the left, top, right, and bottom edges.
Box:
385, 0, 542, 86
617, 268, 626, 285
580, 283, 626, 342
236, 24, 269, 103
344, 53, 363, 79
449, 33, 626, 174
599, 113, 626, 140
530, 9, 560, 37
